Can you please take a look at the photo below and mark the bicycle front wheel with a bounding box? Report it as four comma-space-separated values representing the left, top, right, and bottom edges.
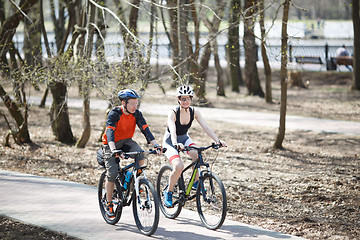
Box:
196, 172, 227, 230
98, 171, 122, 225
132, 178, 159, 236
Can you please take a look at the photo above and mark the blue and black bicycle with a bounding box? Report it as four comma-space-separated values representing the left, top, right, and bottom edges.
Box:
97, 149, 163, 236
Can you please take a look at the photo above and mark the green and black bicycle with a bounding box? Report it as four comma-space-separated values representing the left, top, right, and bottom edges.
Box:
156, 143, 227, 230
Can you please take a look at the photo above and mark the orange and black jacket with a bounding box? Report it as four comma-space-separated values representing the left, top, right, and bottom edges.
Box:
102, 107, 155, 145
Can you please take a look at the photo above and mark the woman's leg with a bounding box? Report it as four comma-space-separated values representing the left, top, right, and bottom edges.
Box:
168, 157, 184, 191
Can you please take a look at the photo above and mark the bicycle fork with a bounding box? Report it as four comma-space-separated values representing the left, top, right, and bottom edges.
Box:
134, 170, 151, 210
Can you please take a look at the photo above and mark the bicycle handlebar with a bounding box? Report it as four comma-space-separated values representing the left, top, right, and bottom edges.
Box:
112, 148, 167, 157
181, 142, 223, 152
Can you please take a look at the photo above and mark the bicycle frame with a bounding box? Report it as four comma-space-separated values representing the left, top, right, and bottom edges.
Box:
113, 148, 166, 205
114, 157, 148, 207
175, 145, 215, 204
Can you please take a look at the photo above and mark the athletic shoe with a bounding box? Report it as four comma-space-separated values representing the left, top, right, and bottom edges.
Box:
105, 201, 115, 218
163, 190, 173, 208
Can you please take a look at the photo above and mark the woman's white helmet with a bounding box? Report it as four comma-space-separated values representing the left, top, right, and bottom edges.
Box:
177, 85, 194, 97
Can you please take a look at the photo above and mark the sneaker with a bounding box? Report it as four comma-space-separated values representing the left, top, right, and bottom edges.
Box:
105, 201, 115, 218
163, 190, 173, 208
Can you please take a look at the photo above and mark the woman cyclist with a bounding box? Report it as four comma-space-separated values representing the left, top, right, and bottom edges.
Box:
162, 85, 226, 207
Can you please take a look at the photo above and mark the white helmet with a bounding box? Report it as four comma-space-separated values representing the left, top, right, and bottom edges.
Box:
177, 85, 194, 97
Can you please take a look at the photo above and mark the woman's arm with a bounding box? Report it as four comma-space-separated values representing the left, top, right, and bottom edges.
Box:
194, 108, 220, 142
167, 110, 178, 145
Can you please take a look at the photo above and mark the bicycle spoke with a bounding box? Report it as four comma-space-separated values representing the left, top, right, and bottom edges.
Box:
196, 173, 227, 230
157, 165, 183, 219
133, 179, 159, 236
98, 171, 122, 225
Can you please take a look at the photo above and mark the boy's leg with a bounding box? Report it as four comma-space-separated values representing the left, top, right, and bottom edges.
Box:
123, 139, 145, 166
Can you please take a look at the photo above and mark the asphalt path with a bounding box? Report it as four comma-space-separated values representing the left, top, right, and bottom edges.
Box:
27, 97, 360, 136
1, 96, 358, 239
0, 170, 306, 240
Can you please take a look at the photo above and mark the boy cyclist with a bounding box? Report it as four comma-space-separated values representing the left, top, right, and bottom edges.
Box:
102, 89, 162, 217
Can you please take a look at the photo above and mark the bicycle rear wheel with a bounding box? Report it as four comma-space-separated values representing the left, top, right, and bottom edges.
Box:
156, 164, 182, 219
196, 172, 227, 230
132, 178, 159, 236
98, 171, 122, 225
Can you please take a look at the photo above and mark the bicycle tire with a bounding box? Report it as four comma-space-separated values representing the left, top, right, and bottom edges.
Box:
132, 178, 160, 236
98, 171, 122, 225
196, 172, 227, 230
156, 164, 182, 219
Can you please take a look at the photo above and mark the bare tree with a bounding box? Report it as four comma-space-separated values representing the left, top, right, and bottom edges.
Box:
23, 1, 42, 68
228, 0, 243, 93
50, 0, 65, 52
0, 0, 37, 144
274, 0, 290, 149
259, 0, 272, 103
75, 0, 96, 148
243, 0, 264, 98
202, 0, 227, 97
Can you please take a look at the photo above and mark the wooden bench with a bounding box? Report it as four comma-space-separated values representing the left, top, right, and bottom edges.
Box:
294, 56, 324, 70
329, 57, 353, 71
333, 56, 353, 66
294, 56, 323, 65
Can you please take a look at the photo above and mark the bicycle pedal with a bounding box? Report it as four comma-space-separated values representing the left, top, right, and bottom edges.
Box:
164, 204, 174, 208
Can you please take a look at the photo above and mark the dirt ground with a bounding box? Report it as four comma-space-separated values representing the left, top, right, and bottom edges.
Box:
0, 70, 359, 240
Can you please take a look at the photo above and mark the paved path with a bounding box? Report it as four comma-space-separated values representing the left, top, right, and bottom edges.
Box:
2, 96, 356, 239
28, 97, 360, 136
0, 170, 306, 240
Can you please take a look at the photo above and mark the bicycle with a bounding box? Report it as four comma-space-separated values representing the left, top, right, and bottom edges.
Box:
156, 143, 227, 230
97, 148, 164, 236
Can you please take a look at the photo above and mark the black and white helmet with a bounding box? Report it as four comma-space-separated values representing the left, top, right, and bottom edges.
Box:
177, 85, 194, 97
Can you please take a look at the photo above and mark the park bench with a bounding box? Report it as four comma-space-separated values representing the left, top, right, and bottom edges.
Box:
294, 56, 324, 70
329, 56, 353, 71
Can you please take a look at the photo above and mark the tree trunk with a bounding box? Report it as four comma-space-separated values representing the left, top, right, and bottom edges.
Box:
95, 2, 107, 63
167, 0, 180, 83
274, 0, 290, 149
243, 0, 264, 98
228, 0, 243, 92
259, 0, 273, 103
194, 44, 212, 105
23, 0, 42, 68
8, 41, 22, 103
352, 0, 360, 90
58, 0, 77, 55
142, 0, 156, 91
0, 0, 5, 24
0, 84, 31, 143
214, 43, 225, 96
39, 87, 49, 108
50, 0, 65, 52
0, 84, 24, 128
76, 0, 95, 148
49, 82, 75, 144
40, 0, 51, 58
177, 0, 190, 83
76, 95, 91, 148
